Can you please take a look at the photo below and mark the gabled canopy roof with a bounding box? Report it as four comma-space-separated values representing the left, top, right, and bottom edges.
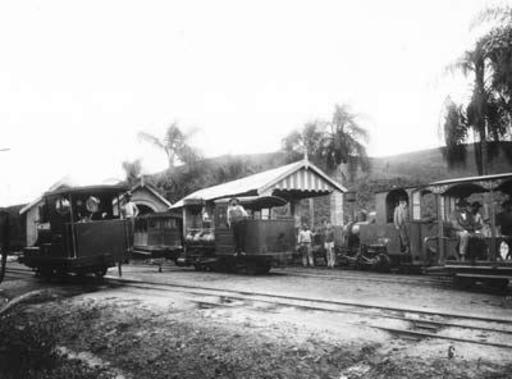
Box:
425, 172, 512, 196
171, 159, 346, 209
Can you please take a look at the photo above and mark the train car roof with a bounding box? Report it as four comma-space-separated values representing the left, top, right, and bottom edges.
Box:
44, 184, 129, 197
373, 185, 420, 194
427, 172, 512, 187
213, 195, 288, 209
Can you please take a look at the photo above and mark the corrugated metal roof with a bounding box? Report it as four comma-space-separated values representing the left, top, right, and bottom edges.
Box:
171, 159, 346, 209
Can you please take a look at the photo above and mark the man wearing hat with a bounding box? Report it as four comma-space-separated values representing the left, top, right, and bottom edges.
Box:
227, 197, 248, 256
450, 198, 473, 261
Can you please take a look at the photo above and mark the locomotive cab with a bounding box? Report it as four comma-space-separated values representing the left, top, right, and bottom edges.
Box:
22, 185, 130, 278
357, 187, 436, 271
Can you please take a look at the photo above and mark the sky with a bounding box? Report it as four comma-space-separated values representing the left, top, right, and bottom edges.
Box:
0, 0, 499, 206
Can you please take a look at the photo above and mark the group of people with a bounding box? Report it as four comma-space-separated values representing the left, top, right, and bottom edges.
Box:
450, 198, 512, 261
221, 195, 512, 265
297, 221, 336, 268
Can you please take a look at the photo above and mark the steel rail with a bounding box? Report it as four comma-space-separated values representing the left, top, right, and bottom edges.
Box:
105, 276, 512, 324
112, 279, 512, 349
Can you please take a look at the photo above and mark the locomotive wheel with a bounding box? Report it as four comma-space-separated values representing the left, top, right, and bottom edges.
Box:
96, 267, 108, 278
375, 254, 391, 272
39, 268, 55, 281
255, 263, 271, 275
453, 276, 474, 289
485, 278, 509, 291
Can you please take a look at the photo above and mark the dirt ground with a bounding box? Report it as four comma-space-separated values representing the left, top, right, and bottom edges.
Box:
1, 264, 512, 378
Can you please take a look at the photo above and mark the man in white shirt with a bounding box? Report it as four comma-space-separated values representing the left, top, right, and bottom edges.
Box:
122, 193, 139, 252
123, 193, 139, 219
298, 224, 314, 267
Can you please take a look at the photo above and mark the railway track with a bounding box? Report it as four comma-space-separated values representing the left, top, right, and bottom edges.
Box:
105, 275, 512, 350
2, 266, 34, 281
276, 267, 452, 287
4, 264, 512, 349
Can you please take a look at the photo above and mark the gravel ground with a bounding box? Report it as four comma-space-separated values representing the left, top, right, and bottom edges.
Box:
1, 264, 512, 378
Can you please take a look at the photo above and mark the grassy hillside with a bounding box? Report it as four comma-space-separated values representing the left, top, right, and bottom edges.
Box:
366, 142, 512, 183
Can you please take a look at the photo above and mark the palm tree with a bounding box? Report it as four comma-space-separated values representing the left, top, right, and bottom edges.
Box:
444, 5, 512, 175
121, 159, 142, 187
281, 121, 325, 165
322, 104, 370, 181
281, 104, 370, 225
138, 122, 200, 170
440, 97, 468, 168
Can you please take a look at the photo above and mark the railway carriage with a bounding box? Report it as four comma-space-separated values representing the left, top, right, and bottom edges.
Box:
351, 173, 512, 287
424, 173, 512, 288
22, 185, 131, 278
132, 212, 183, 262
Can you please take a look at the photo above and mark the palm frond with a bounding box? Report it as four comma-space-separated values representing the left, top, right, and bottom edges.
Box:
470, 5, 512, 30
137, 131, 165, 150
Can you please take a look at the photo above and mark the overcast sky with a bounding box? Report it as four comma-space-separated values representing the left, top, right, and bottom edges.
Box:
0, 0, 496, 206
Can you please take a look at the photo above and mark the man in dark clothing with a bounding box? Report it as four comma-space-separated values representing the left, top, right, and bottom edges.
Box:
496, 199, 512, 236
227, 198, 248, 255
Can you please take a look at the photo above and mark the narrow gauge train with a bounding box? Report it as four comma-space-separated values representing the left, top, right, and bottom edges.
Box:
22, 185, 131, 278
347, 173, 512, 287
174, 195, 295, 274
132, 212, 183, 265
341, 186, 437, 272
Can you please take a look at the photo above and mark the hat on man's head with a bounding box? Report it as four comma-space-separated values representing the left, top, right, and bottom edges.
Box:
229, 197, 239, 205
456, 198, 469, 207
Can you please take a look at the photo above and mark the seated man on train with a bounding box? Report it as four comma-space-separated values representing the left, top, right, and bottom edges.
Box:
470, 201, 490, 237
496, 199, 512, 237
449, 199, 474, 261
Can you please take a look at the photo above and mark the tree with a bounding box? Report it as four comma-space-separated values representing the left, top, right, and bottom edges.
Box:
281, 104, 370, 227
440, 97, 468, 168
281, 121, 325, 165
444, 5, 512, 174
281, 104, 370, 179
138, 122, 201, 170
121, 159, 142, 187
322, 104, 370, 180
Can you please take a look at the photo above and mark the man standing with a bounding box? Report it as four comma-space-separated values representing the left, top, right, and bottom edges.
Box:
450, 199, 473, 261
323, 220, 335, 268
122, 193, 139, 251
122, 193, 139, 219
227, 198, 248, 256
298, 224, 314, 267
393, 197, 410, 254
